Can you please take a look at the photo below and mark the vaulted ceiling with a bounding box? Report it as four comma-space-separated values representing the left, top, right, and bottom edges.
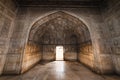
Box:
29, 11, 90, 45
14, 0, 104, 7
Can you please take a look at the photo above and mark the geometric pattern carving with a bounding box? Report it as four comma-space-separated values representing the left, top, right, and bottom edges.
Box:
0, 17, 11, 38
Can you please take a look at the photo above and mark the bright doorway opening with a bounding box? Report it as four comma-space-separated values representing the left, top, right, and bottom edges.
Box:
56, 46, 64, 60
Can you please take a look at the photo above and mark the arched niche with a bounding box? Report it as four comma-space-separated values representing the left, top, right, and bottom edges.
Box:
3, 11, 112, 75
1, 7, 115, 75
22, 11, 94, 73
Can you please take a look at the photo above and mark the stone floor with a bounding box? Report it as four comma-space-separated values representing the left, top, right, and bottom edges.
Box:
0, 61, 120, 80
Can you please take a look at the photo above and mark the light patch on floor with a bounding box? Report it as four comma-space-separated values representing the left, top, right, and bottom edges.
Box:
0, 61, 120, 80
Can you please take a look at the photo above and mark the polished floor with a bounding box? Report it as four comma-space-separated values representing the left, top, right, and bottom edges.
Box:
0, 61, 120, 80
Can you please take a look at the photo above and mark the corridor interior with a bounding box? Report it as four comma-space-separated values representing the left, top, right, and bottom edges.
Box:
0, 0, 120, 80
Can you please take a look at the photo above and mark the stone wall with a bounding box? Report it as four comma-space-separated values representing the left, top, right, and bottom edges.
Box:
42, 45, 78, 61
21, 41, 42, 73
22, 8, 113, 74
64, 45, 77, 61
28, 12, 81, 61
0, 0, 17, 75
4, 6, 115, 74
78, 41, 94, 69
102, 0, 120, 74
42, 45, 55, 61
42, 44, 78, 61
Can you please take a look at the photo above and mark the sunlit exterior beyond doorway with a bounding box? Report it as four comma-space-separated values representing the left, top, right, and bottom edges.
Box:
56, 46, 64, 60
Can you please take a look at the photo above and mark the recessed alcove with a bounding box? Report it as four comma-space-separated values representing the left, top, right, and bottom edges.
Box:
0, 0, 120, 80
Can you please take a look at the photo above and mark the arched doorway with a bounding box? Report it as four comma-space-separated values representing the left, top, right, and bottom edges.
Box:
22, 11, 94, 73
56, 46, 64, 60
